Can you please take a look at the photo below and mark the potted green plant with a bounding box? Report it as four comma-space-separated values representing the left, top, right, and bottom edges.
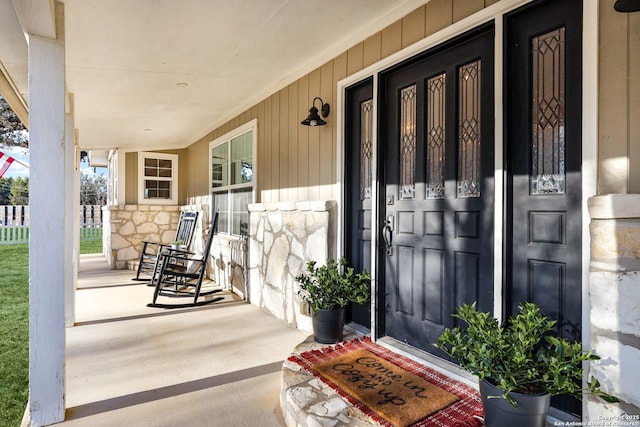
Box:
435, 302, 617, 427
171, 239, 185, 250
295, 257, 370, 343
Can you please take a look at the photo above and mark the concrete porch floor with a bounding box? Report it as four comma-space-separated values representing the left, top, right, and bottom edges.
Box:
58, 253, 308, 427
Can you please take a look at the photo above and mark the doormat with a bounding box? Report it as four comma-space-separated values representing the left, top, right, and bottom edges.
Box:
288, 337, 483, 427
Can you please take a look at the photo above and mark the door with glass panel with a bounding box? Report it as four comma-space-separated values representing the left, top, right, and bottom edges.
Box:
345, 78, 374, 328
505, 0, 582, 416
378, 27, 495, 354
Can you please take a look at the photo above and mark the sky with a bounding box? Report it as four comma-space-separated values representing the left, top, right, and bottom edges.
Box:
1, 145, 29, 178
1, 145, 106, 179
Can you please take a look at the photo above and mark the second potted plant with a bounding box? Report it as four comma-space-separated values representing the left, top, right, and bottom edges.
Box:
435, 302, 617, 427
295, 257, 370, 343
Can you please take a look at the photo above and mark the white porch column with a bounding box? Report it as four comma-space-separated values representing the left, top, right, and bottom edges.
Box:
64, 111, 76, 327
74, 137, 80, 271
28, 30, 67, 427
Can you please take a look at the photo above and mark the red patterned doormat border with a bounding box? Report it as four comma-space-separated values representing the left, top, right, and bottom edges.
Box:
288, 337, 483, 427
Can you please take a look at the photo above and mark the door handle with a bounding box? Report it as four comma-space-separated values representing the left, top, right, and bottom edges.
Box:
382, 215, 394, 256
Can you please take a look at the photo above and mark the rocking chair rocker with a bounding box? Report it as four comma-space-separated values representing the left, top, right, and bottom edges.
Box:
147, 213, 223, 308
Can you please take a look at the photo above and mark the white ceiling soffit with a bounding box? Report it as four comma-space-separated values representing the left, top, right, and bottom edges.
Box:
0, 0, 29, 108
88, 150, 108, 167
12, 0, 57, 39
59, 0, 428, 150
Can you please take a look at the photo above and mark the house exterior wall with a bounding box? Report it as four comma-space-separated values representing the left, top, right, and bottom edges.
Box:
184, 0, 498, 205
586, 1, 640, 419
180, 0, 498, 335
248, 201, 336, 330
598, 1, 640, 194
588, 195, 640, 418
103, 204, 181, 269
182, 1, 542, 213
173, 0, 639, 419
178, 149, 189, 206
125, 152, 137, 205
175, 0, 490, 332
123, 149, 188, 206
201, 0, 620, 202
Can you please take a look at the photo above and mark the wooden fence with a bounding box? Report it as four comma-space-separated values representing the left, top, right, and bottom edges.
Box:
0, 205, 103, 245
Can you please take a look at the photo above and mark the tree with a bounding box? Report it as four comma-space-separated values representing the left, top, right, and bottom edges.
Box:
9, 176, 28, 205
0, 95, 28, 148
0, 177, 13, 204
80, 173, 107, 205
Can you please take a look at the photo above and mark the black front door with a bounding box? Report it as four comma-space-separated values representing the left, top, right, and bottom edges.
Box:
378, 26, 495, 354
505, 0, 583, 416
345, 77, 374, 328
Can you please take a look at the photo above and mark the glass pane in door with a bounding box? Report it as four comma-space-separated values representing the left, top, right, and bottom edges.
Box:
531, 27, 566, 195
426, 73, 446, 199
400, 85, 417, 200
457, 60, 482, 198
360, 99, 373, 200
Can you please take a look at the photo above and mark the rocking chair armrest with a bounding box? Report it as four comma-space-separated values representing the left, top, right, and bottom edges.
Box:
142, 242, 182, 250
140, 241, 165, 252
159, 253, 202, 264
158, 243, 186, 250
159, 247, 195, 257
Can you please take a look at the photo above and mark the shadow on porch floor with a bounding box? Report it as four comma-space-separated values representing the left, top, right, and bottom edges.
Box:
59, 255, 563, 427
57, 254, 308, 427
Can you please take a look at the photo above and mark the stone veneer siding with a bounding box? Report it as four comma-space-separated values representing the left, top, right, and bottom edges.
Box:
103, 202, 248, 297
248, 201, 337, 332
587, 195, 640, 420
103, 204, 182, 269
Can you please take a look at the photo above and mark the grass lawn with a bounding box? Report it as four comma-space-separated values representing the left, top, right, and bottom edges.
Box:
0, 235, 102, 426
80, 237, 103, 254
0, 243, 29, 427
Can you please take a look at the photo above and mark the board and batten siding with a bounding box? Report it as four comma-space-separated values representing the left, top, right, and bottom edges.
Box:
184, 0, 498, 205
598, 0, 640, 194
125, 149, 189, 205
125, 152, 137, 205
158, 0, 639, 202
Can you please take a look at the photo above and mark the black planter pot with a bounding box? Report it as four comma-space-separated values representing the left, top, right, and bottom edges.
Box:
312, 307, 346, 344
480, 380, 551, 427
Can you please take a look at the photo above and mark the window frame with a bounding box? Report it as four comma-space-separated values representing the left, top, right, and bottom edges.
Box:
137, 151, 179, 205
108, 150, 118, 205
209, 119, 257, 236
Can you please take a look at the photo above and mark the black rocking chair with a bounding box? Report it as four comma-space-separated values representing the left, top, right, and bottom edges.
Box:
133, 211, 199, 282
147, 213, 223, 308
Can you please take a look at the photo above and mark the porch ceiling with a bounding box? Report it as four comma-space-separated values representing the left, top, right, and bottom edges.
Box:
0, 0, 427, 151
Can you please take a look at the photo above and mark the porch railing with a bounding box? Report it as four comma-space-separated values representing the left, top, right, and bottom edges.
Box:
0, 225, 29, 245
0, 205, 104, 245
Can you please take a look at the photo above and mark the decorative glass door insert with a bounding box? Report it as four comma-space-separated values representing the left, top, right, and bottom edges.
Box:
531, 27, 566, 195
399, 85, 417, 200
426, 73, 446, 199
457, 60, 482, 198
360, 99, 373, 200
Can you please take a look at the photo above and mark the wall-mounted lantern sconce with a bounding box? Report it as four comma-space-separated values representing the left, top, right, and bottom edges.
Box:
301, 97, 330, 126
614, 0, 640, 12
